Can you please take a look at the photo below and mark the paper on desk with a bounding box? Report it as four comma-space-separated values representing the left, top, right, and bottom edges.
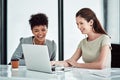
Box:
76, 68, 120, 78
87, 68, 111, 78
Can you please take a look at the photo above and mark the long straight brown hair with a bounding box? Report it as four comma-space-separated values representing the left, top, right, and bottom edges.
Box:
76, 8, 107, 35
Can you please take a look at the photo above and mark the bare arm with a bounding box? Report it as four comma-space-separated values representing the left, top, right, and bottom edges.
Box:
68, 48, 82, 61
50, 48, 82, 67
67, 45, 111, 69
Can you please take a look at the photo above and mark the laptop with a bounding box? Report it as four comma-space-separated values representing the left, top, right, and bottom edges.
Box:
22, 44, 54, 73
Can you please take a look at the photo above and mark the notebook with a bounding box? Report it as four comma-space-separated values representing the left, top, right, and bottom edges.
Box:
22, 44, 54, 73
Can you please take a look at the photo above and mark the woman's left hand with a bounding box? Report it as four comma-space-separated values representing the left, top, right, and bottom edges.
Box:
66, 59, 77, 67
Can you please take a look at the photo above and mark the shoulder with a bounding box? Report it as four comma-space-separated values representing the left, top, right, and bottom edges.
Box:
80, 38, 87, 44
46, 39, 56, 46
22, 36, 33, 40
100, 34, 111, 47
19, 36, 33, 43
101, 34, 110, 39
46, 39, 56, 51
100, 34, 111, 42
77, 38, 87, 49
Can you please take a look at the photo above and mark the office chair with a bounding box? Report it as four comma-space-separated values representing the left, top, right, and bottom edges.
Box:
111, 44, 120, 68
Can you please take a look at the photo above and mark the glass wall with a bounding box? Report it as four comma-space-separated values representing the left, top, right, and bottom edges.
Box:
107, 0, 120, 44
7, 0, 58, 63
5, 0, 120, 64
64, 0, 104, 62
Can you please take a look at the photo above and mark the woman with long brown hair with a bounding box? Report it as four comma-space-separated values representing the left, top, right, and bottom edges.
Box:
53, 8, 111, 69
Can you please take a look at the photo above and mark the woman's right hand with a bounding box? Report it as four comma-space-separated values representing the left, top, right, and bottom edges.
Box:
53, 61, 70, 67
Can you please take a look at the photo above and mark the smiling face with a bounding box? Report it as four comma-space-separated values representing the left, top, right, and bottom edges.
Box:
32, 25, 48, 42
76, 16, 94, 34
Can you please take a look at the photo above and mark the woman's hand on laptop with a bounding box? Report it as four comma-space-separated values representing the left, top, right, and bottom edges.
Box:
51, 61, 56, 66
51, 61, 70, 67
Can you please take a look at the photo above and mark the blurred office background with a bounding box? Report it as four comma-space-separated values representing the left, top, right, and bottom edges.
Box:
0, 0, 120, 64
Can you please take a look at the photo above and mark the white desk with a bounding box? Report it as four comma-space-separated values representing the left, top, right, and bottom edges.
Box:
0, 65, 120, 80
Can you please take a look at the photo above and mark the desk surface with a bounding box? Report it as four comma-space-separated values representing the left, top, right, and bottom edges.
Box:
0, 65, 120, 80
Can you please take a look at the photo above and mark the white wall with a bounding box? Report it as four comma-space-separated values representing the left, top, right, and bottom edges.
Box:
64, 0, 104, 62
7, 0, 58, 63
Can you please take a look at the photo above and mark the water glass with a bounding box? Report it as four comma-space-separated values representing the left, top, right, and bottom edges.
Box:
55, 65, 65, 80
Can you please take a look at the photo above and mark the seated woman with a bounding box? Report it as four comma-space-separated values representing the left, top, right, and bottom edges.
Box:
11, 13, 57, 66
52, 8, 111, 69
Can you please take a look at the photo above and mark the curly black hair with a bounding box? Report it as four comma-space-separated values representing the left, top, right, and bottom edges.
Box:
29, 13, 48, 29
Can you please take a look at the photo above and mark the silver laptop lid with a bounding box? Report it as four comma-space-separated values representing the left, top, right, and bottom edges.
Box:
22, 44, 52, 73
